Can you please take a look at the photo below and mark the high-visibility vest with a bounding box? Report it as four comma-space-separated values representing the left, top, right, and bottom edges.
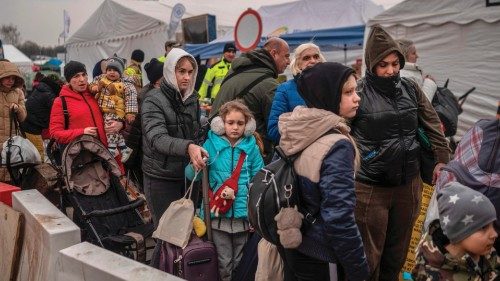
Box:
198, 59, 231, 100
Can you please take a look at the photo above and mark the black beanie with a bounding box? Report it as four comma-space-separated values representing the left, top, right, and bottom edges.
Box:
64, 60, 87, 82
131, 49, 145, 63
297, 62, 354, 114
144, 58, 164, 84
223, 43, 236, 53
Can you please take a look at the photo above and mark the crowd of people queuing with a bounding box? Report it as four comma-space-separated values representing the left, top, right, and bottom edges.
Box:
0, 22, 498, 281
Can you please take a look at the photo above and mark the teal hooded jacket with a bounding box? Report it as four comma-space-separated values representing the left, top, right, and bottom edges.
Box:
186, 130, 264, 219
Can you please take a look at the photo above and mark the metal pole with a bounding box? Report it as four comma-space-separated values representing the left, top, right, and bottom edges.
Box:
202, 167, 212, 241
344, 44, 347, 65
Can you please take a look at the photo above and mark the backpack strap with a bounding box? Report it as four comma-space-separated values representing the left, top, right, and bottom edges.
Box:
45, 96, 70, 166
220, 64, 261, 87
61, 96, 69, 130
211, 73, 271, 118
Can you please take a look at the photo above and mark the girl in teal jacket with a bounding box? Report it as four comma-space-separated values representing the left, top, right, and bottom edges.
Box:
186, 100, 264, 281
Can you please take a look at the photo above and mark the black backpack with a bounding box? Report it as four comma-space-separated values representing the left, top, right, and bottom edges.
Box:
431, 80, 475, 137
247, 147, 301, 245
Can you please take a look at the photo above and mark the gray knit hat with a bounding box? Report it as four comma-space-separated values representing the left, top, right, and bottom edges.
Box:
106, 56, 125, 76
437, 182, 497, 243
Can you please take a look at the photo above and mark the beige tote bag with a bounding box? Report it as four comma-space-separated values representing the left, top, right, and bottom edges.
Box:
255, 238, 284, 281
152, 175, 197, 248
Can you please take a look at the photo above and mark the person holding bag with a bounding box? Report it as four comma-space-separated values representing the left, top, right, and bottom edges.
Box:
141, 48, 207, 268
0, 60, 27, 182
186, 100, 264, 281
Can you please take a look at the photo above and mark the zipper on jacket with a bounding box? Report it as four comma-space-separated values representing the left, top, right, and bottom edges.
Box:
391, 98, 408, 181
231, 147, 235, 221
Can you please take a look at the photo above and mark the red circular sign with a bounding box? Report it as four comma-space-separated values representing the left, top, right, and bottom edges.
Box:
234, 9, 263, 52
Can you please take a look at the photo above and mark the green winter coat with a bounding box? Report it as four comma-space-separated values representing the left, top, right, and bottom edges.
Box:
210, 49, 278, 158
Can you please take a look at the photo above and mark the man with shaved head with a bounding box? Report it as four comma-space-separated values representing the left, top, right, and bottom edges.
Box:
211, 37, 290, 163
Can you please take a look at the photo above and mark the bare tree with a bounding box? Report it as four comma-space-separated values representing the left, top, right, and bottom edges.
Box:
0, 24, 21, 45
18, 40, 41, 58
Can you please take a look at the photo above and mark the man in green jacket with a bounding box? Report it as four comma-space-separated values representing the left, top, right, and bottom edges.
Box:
211, 37, 290, 163
157, 41, 181, 63
198, 43, 237, 101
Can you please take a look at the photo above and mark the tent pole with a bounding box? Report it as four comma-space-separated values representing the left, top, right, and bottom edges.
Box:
64, 37, 67, 64
344, 44, 347, 65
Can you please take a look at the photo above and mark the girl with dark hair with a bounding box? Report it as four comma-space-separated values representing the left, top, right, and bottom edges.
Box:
277, 62, 369, 281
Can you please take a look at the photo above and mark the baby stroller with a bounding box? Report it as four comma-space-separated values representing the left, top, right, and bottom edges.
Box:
58, 134, 153, 262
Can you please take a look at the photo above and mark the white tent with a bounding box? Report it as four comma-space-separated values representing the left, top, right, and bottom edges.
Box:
65, 0, 291, 80
66, 0, 234, 78
4, 44, 33, 74
3, 44, 35, 90
366, 0, 500, 137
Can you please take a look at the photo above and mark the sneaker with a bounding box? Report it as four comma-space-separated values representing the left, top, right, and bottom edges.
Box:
121, 147, 133, 163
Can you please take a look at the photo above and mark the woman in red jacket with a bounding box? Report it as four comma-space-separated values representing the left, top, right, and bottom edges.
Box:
50, 61, 108, 145
49, 61, 125, 174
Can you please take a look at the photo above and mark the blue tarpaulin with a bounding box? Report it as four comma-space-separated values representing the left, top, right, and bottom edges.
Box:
185, 25, 365, 60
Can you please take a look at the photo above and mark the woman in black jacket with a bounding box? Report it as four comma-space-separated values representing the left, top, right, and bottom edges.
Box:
141, 49, 207, 268
21, 74, 63, 158
350, 25, 450, 280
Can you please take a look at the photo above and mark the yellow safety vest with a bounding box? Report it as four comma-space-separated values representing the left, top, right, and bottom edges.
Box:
198, 59, 231, 100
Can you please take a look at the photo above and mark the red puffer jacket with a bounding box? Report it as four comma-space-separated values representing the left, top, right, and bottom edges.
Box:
49, 84, 107, 146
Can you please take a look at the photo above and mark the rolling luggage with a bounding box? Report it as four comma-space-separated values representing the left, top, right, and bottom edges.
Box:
158, 167, 220, 281
159, 234, 219, 281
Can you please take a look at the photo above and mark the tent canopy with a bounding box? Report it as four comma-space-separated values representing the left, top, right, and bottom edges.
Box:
66, 0, 293, 81
4, 44, 32, 66
186, 0, 383, 59
185, 25, 366, 60
369, 0, 500, 26
67, 0, 172, 46
366, 0, 500, 137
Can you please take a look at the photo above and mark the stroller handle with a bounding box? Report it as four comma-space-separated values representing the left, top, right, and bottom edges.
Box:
82, 198, 145, 219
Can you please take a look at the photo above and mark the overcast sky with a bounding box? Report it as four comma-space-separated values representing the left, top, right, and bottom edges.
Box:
0, 0, 403, 46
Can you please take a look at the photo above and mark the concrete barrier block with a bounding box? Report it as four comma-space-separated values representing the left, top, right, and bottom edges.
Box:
57, 242, 184, 281
12, 189, 80, 281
